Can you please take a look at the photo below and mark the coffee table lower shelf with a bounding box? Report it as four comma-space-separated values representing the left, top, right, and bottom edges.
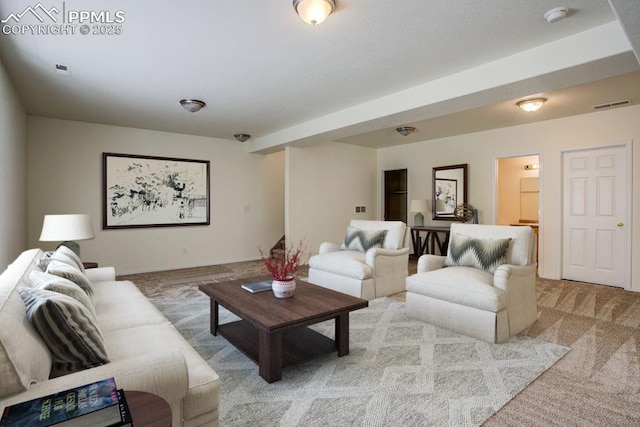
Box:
218, 319, 337, 372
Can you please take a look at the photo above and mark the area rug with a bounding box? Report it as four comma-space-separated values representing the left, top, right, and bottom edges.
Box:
154, 295, 569, 426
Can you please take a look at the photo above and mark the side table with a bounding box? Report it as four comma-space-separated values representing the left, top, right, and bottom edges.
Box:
83, 262, 99, 269
125, 391, 172, 426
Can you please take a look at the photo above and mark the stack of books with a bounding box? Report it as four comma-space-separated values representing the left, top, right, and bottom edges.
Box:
0, 377, 132, 426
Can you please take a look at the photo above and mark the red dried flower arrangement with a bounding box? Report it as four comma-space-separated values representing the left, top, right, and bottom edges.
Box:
259, 240, 306, 281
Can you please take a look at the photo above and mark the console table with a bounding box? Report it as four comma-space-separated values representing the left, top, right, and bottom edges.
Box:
410, 225, 451, 258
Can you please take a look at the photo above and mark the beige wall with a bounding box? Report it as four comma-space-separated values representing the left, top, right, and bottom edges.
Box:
378, 105, 640, 291
27, 116, 285, 274
0, 58, 27, 268
286, 143, 377, 259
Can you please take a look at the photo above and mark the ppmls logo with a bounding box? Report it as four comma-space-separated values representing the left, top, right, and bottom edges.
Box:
2, 2, 125, 36
1, 3, 59, 23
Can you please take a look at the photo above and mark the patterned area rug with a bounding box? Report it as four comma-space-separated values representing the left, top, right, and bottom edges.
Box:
154, 295, 569, 426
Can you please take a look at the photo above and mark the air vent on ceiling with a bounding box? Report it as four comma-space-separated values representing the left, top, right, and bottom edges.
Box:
592, 100, 630, 110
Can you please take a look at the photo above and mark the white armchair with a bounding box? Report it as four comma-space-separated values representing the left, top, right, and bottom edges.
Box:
405, 223, 538, 343
308, 220, 411, 300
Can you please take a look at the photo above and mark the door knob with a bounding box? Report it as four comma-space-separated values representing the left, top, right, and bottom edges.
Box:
617, 221, 624, 228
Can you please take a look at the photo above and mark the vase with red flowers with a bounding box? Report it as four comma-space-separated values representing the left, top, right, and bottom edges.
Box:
259, 240, 306, 298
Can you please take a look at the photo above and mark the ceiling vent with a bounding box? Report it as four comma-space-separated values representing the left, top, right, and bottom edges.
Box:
592, 100, 631, 110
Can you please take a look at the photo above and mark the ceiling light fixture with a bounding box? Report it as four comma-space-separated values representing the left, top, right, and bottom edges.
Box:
396, 126, 416, 136
233, 133, 251, 142
544, 7, 569, 23
517, 98, 546, 112
293, 0, 336, 26
180, 99, 206, 113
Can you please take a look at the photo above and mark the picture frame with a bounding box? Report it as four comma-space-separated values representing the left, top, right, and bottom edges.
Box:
434, 178, 457, 216
103, 153, 210, 229
432, 163, 467, 220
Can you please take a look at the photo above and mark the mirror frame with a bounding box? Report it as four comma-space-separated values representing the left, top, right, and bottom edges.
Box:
432, 163, 468, 220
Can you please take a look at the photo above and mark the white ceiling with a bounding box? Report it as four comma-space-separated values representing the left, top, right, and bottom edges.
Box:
0, 0, 638, 153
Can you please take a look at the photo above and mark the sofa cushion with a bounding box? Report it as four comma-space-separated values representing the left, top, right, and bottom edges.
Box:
29, 271, 95, 314
37, 251, 55, 271
46, 261, 93, 299
444, 233, 511, 274
93, 281, 171, 331
0, 249, 52, 399
50, 245, 86, 273
309, 250, 372, 280
104, 324, 220, 421
18, 287, 109, 377
340, 226, 387, 252
406, 266, 506, 312
349, 220, 406, 250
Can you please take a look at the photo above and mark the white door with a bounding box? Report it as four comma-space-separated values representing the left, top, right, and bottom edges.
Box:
562, 145, 630, 288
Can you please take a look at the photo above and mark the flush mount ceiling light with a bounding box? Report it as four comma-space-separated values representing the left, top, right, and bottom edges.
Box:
233, 133, 251, 142
180, 99, 206, 113
396, 126, 416, 136
293, 0, 336, 25
544, 7, 569, 23
517, 98, 546, 112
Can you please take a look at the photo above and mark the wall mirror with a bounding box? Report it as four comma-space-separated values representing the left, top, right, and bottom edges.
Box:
432, 163, 468, 220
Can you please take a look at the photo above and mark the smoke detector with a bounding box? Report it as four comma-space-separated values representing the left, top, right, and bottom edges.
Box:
544, 7, 569, 23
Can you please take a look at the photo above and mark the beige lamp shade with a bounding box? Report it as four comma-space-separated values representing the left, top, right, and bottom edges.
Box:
409, 199, 429, 213
39, 214, 95, 256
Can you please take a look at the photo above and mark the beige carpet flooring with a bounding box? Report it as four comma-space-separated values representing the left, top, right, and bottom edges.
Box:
120, 261, 640, 425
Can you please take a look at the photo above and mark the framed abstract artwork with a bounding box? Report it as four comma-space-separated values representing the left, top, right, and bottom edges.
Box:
432, 163, 467, 220
103, 153, 210, 229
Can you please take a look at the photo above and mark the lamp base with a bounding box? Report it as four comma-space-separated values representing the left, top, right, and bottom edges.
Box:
413, 212, 424, 227
59, 241, 81, 257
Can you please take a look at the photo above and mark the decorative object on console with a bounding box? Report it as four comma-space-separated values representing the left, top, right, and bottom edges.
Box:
259, 240, 306, 298
396, 126, 415, 136
409, 199, 428, 226
233, 133, 251, 142
39, 214, 95, 257
293, 0, 336, 26
453, 202, 478, 223
179, 99, 206, 112
103, 153, 210, 229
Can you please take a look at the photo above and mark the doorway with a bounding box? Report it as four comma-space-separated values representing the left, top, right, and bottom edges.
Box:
562, 144, 631, 288
383, 169, 407, 223
496, 154, 540, 263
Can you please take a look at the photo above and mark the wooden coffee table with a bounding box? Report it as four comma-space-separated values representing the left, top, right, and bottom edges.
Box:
199, 277, 368, 383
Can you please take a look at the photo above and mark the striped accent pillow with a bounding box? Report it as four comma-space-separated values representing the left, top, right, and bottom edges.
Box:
340, 227, 387, 252
444, 233, 511, 273
51, 245, 86, 273
46, 261, 94, 299
18, 287, 109, 377
29, 271, 95, 315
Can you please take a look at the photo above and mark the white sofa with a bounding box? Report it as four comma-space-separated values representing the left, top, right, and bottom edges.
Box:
0, 248, 219, 426
405, 224, 538, 343
308, 220, 411, 300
